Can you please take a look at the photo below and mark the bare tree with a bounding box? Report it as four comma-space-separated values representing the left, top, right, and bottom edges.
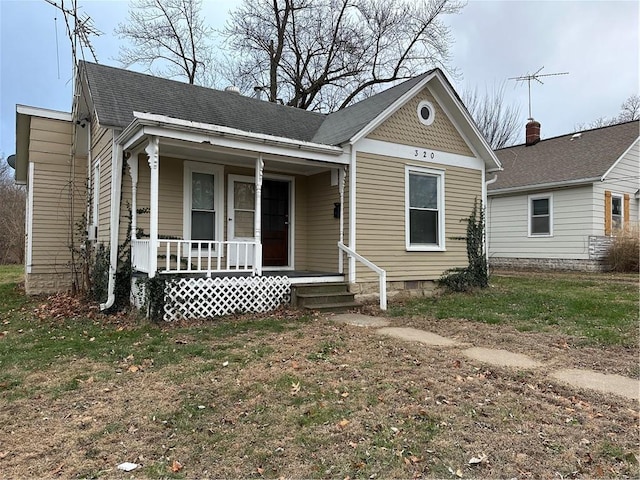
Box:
576, 94, 640, 130
462, 82, 522, 149
618, 94, 640, 122
116, 0, 216, 85
0, 159, 26, 265
223, 0, 465, 111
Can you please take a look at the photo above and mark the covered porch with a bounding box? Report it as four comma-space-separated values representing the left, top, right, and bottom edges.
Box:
113, 112, 373, 319
123, 112, 350, 280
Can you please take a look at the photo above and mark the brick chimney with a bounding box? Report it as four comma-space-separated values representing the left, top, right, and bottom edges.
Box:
525, 118, 541, 146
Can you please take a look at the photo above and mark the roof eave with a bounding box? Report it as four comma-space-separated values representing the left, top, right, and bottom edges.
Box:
488, 177, 601, 195
346, 72, 438, 145
600, 136, 640, 181
117, 112, 345, 160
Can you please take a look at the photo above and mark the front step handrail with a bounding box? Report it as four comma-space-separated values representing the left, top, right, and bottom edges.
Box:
338, 242, 387, 310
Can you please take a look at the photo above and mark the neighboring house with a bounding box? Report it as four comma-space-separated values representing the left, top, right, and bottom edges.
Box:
487, 119, 640, 271
15, 61, 501, 319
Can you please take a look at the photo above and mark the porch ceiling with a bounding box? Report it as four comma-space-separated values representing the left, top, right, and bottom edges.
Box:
159, 137, 338, 176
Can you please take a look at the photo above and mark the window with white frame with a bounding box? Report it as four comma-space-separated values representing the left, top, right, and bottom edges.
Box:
405, 166, 445, 250
183, 162, 223, 246
529, 194, 552, 236
611, 193, 623, 231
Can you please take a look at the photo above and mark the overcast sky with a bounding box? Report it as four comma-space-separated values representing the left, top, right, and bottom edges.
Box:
1, 0, 638, 159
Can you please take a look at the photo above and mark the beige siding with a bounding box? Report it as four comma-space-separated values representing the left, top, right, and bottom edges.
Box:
367, 87, 473, 157
355, 152, 480, 282
26, 117, 87, 294
120, 155, 184, 245
304, 171, 344, 272
91, 123, 113, 243
119, 156, 345, 272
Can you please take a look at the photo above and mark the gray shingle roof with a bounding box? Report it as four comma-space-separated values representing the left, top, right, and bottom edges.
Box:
490, 120, 640, 192
311, 71, 434, 145
80, 61, 434, 147
81, 61, 326, 142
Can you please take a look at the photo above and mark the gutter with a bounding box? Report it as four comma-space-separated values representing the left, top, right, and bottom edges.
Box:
119, 112, 344, 156
488, 177, 600, 196
100, 133, 123, 311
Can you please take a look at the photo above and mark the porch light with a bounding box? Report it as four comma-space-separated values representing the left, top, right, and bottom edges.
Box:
334, 202, 341, 219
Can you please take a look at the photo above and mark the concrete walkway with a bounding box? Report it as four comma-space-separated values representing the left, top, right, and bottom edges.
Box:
331, 313, 639, 402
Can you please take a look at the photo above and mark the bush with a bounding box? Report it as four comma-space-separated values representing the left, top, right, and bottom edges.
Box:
604, 227, 639, 272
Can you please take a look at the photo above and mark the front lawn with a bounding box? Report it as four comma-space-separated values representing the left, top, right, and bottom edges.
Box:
0, 270, 637, 479
389, 271, 639, 347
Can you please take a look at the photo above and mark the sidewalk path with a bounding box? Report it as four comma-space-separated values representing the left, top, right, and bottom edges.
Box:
330, 313, 639, 402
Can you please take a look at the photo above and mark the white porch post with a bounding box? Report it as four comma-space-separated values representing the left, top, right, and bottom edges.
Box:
145, 137, 159, 277
338, 166, 346, 274
254, 155, 264, 275
127, 155, 139, 240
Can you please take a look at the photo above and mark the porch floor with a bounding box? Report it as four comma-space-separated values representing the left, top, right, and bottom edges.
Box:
151, 269, 345, 284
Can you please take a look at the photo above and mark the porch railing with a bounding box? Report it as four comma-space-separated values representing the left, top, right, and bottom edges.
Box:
131, 239, 257, 276
338, 242, 387, 310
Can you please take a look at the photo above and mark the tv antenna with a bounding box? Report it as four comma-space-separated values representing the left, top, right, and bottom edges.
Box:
43, 0, 101, 67
510, 66, 568, 119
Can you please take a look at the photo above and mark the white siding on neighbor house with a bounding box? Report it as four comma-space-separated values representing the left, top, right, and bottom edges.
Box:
487, 185, 595, 260
593, 140, 640, 229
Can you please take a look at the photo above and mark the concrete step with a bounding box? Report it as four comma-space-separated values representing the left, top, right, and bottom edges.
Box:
293, 282, 350, 295
291, 282, 360, 312
295, 291, 356, 307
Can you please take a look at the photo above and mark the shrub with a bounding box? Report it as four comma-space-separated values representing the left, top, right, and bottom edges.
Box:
604, 226, 639, 272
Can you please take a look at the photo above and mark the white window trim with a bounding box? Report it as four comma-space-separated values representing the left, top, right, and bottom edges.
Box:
528, 193, 553, 237
183, 161, 224, 249
417, 100, 436, 126
611, 192, 624, 231
405, 165, 445, 251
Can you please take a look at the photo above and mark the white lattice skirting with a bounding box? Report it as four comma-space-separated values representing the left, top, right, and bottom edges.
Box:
164, 276, 291, 321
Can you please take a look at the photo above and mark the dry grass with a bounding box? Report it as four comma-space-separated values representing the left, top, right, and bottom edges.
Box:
0, 271, 638, 479
1, 315, 638, 479
605, 226, 640, 273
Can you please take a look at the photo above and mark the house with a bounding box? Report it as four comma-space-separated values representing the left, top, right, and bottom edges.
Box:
487, 119, 640, 271
15, 61, 501, 319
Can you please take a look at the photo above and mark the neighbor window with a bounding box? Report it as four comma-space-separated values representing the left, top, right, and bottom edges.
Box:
611, 194, 623, 231
183, 162, 223, 247
405, 166, 445, 250
529, 195, 552, 236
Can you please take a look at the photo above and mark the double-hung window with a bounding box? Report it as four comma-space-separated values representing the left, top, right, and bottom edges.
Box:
183, 162, 223, 248
405, 166, 445, 251
528, 194, 552, 236
611, 194, 623, 231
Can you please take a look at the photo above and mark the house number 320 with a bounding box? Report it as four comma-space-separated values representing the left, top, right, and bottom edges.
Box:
414, 149, 435, 159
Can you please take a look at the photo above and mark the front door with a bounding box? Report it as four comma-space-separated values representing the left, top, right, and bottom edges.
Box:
262, 179, 289, 267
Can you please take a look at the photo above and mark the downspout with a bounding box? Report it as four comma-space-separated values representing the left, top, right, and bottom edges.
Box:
484, 173, 498, 271
100, 135, 123, 311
